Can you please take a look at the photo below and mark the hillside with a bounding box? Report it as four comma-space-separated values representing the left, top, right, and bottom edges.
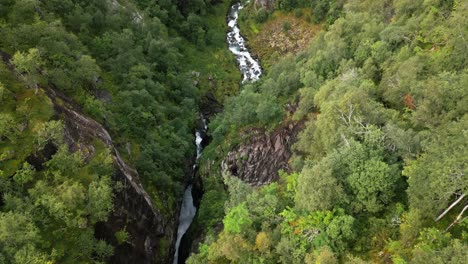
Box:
0, 0, 238, 262
1, 0, 467, 263
188, 0, 468, 263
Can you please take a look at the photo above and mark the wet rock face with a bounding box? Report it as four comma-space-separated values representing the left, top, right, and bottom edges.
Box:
223, 120, 304, 186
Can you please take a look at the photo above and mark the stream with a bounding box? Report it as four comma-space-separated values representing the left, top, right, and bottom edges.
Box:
173, 118, 206, 264
173, 2, 261, 263
227, 1, 262, 82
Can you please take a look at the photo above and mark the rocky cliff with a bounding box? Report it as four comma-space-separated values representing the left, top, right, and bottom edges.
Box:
45, 88, 175, 264
1, 49, 176, 263
223, 119, 304, 186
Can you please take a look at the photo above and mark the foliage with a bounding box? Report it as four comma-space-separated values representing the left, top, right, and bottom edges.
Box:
1, 0, 468, 262
0, 102, 114, 263
115, 229, 130, 245
223, 202, 253, 234
190, 0, 468, 263
404, 116, 468, 218
11, 48, 43, 91
0, 0, 244, 261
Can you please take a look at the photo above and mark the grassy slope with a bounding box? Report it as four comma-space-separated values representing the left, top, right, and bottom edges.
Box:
239, 7, 321, 70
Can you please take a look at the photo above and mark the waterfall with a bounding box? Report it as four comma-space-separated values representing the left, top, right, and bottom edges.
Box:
173, 118, 206, 264
227, 2, 262, 82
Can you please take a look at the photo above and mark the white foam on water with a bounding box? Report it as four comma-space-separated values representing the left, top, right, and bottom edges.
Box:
227, 2, 262, 82
173, 117, 207, 264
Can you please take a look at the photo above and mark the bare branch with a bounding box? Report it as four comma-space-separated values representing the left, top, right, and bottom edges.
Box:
341, 133, 350, 147
335, 104, 355, 126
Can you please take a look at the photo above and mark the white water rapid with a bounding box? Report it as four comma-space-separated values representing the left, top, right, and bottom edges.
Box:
173, 119, 206, 264
227, 2, 262, 82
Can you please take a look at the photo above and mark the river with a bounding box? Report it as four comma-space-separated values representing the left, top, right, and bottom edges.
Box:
173, 2, 261, 263
173, 119, 206, 264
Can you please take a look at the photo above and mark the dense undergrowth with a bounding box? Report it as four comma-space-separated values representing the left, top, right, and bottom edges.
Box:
189, 0, 467, 263
0, 0, 239, 262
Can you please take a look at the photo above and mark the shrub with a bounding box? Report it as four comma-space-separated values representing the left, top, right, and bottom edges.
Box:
282, 21, 292, 32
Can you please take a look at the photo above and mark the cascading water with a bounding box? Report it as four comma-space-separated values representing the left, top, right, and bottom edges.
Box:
172, 186, 196, 264
227, 1, 262, 82
173, 118, 206, 264
173, 3, 262, 263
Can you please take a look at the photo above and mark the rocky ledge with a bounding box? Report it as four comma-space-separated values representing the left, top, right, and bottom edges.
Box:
223, 120, 304, 186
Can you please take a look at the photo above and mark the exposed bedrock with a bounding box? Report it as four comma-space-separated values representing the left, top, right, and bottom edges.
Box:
45, 88, 175, 264
223, 119, 304, 186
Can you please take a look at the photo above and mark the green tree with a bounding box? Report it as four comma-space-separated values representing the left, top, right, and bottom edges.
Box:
72, 55, 100, 90
404, 116, 468, 219
11, 48, 44, 94
13, 162, 35, 185
0, 212, 41, 261
223, 202, 253, 234
296, 155, 345, 211
411, 238, 468, 264
306, 247, 338, 264
35, 120, 64, 149
0, 113, 18, 143
326, 213, 356, 253
87, 176, 113, 224
210, 232, 252, 262
255, 96, 282, 125
342, 131, 400, 214
223, 173, 253, 212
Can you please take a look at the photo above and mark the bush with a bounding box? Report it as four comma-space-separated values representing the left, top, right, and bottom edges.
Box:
115, 229, 130, 244
255, 8, 269, 23
293, 8, 303, 18
282, 21, 292, 32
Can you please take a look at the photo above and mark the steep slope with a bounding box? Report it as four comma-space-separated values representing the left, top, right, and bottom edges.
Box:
187, 0, 468, 263
0, 0, 240, 263
46, 88, 172, 263
1, 50, 174, 263
223, 119, 304, 185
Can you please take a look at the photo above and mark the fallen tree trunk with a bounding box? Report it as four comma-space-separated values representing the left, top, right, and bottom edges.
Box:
435, 193, 466, 222
445, 205, 468, 232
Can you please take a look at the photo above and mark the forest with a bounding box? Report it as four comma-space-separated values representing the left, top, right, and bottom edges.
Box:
0, 0, 238, 262
0, 0, 467, 263
188, 0, 467, 263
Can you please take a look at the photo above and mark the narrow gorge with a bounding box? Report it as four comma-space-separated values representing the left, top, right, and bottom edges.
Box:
172, 2, 264, 262
172, 118, 206, 264
1, 0, 466, 263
